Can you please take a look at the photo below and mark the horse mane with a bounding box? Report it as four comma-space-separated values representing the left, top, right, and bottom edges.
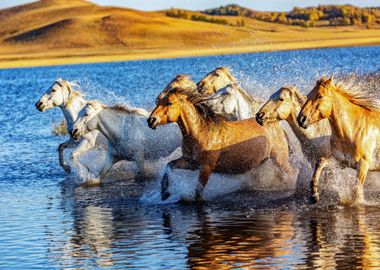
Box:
234, 84, 263, 107
214, 66, 238, 82
322, 76, 380, 112
109, 104, 150, 116
85, 100, 148, 116
170, 87, 227, 131
56, 78, 84, 98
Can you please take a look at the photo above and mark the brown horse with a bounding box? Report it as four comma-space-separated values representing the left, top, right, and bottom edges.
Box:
298, 76, 380, 203
147, 87, 293, 201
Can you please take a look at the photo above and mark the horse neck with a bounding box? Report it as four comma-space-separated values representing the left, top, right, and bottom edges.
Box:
285, 97, 318, 156
59, 94, 87, 132
328, 91, 364, 142
235, 90, 254, 118
177, 102, 207, 144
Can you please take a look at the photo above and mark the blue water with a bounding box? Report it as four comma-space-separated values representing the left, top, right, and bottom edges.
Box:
1, 46, 380, 269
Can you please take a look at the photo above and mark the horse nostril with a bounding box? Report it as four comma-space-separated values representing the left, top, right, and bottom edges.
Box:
298, 114, 306, 126
147, 116, 157, 128
256, 112, 264, 120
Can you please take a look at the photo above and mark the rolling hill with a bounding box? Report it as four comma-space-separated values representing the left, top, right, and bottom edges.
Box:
0, 0, 379, 68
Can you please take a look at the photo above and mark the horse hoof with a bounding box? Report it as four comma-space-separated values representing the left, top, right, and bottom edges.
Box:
161, 191, 170, 201
63, 165, 71, 174
310, 193, 320, 204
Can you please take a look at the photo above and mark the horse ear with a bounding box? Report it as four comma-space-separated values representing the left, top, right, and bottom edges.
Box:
326, 75, 334, 86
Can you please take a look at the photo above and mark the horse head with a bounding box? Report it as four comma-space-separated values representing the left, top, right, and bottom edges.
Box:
197, 67, 238, 96
204, 84, 238, 116
256, 85, 303, 125
156, 74, 196, 104
35, 78, 80, 112
298, 76, 334, 129
71, 101, 103, 140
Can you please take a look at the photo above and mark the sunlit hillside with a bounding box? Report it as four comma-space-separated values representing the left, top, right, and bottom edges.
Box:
0, 0, 379, 68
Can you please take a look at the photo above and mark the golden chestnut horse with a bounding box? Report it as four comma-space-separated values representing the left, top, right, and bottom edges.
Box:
298, 76, 380, 203
147, 87, 293, 201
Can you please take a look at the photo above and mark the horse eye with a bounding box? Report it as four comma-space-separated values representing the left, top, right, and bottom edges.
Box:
167, 102, 173, 106
52, 89, 56, 93
279, 98, 284, 101
318, 95, 323, 99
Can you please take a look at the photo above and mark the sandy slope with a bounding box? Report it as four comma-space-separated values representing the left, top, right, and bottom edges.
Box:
0, 0, 379, 68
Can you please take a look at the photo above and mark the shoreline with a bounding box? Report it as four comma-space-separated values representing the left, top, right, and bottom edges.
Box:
0, 38, 379, 69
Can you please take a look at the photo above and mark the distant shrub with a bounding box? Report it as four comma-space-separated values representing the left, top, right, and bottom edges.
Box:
201, 4, 380, 28
190, 15, 228, 25
52, 120, 68, 136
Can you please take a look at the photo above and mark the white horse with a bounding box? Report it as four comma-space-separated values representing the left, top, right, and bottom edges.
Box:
35, 79, 108, 175
71, 102, 182, 180
204, 83, 262, 120
196, 67, 263, 120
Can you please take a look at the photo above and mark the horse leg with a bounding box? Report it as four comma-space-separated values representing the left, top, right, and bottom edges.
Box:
354, 159, 370, 204
270, 149, 294, 179
58, 139, 79, 174
70, 138, 94, 173
195, 165, 214, 201
311, 157, 330, 203
195, 155, 217, 201
161, 157, 195, 201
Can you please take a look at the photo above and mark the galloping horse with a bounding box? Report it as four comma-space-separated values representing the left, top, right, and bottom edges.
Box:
196, 67, 263, 117
147, 87, 293, 201
71, 102, 182, 180
298, 76, 380, 203
35, 79, 106, 174
256, 86, 331, 202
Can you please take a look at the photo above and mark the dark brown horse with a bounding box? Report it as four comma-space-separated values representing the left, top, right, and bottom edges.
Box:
147, 87, 293, 201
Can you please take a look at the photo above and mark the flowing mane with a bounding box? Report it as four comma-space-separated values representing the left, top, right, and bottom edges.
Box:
214, 66, 238, 82
235, 84, 263, 107
326, 77, 380, 112
86, 100, 149, 116
109, 104, 150, 116
170, 87, 227, 131
56, 78, 84, 98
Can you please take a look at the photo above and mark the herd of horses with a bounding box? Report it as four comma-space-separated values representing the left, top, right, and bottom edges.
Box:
35, 67, 380, 204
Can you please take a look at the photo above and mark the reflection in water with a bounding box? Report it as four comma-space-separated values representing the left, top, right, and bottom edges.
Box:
301, 207, 380, 269
45, 184, 380, 269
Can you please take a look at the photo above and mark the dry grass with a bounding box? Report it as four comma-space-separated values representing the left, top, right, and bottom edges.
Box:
0, 0, 379, 68
52, 119, 68, 136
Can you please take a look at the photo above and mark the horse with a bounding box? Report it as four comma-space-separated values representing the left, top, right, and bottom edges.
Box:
256, 86, 332, 202
156, 74, 197, 103
298, 75, 380, 204
71, 101, 182, 180
147, 87, 293, 201
196, 67, 263, 117
35, 79, 107, 175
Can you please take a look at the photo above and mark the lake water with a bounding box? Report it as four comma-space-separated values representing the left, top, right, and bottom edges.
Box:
1, 46, 380, 269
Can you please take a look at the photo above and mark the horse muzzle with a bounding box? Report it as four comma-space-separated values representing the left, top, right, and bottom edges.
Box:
71, 128, 80, 140
297, 114, 308, 129
255, 112, 266, 126
147, 116, 159, 129
35, 101, 45, 112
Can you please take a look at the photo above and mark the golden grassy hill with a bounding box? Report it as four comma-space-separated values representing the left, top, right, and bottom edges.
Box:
0, 0, 379, 68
